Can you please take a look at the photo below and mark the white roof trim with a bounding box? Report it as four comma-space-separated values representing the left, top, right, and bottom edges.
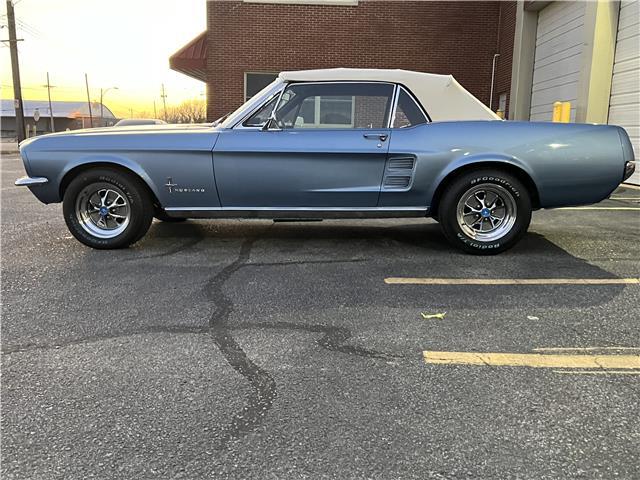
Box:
279, 68, 500, 122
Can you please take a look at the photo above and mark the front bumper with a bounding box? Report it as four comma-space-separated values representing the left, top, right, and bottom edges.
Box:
623, 161, 636, 182
15, 176, 48, 187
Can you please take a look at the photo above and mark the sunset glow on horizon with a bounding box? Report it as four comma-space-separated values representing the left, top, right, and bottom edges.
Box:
1, 0, 206, 118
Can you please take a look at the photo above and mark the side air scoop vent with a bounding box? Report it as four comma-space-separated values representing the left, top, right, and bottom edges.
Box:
382, 155, 417, 191
384, 175, 411, 189
388, 157, 415, 170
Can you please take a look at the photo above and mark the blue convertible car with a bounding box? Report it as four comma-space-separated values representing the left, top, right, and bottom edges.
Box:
15, 68, 636, 254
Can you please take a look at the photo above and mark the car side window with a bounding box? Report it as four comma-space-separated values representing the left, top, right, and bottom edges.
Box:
393, 88, 428, 128
274, 82, 394, 129
243, 95, 278, 127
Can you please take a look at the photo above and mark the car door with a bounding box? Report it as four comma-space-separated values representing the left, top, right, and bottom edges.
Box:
212, 82, 395, 208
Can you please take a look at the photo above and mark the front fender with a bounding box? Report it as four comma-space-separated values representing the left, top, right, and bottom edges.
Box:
58, 154, 162, 203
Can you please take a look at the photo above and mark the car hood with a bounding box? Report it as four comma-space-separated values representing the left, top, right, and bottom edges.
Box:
19, 123, 220, 154
44, 123, 215, 137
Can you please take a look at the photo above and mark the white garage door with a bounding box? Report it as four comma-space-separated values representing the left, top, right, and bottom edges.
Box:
530, 1, 587, 122
608, 0, 640, 185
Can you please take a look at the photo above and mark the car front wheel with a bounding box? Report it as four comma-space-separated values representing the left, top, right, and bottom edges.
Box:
63, 168, 154, 249
438, 169, 532, 254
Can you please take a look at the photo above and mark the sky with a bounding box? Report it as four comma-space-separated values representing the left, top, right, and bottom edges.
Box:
1, 0, 206, 118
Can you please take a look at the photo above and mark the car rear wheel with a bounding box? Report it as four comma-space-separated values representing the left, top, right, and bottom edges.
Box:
63, 168, 154, 249
438, 169, 532, 254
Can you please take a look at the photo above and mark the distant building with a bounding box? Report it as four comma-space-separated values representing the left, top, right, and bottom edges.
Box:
1, 99, 118, 138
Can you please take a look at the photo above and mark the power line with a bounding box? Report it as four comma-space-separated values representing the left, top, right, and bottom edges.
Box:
15, 19, 40, 37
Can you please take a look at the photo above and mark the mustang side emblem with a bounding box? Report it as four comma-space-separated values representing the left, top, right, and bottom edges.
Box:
165, 177, 205, 194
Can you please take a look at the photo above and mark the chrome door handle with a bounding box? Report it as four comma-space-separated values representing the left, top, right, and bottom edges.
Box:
363, 133, 388, 142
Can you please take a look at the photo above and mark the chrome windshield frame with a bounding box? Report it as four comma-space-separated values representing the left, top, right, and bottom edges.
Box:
222, 78, 286, 129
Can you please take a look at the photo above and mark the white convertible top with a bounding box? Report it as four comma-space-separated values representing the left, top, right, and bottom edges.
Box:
279, 68, 500, 122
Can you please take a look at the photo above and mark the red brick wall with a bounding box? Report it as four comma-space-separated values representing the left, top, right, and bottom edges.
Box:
206, 0, 513, 121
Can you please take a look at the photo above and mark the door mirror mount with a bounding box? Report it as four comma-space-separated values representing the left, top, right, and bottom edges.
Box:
262, 112, 282, 132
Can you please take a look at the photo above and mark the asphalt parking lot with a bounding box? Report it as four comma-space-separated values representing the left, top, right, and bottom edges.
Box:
2, 151, 639, 479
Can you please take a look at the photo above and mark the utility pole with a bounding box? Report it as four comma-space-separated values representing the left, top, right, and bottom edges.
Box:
99, 86, 118, 126
5, 0, 26, 142
160, 84, 167, 121
45, 72, 55, 133
153, 100, 157, 119
84, 73, 93, 127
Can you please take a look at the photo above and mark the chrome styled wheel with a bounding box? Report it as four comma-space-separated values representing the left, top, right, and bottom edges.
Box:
456, 183, 517, 242
74, 183, 130, 239
64, 168, 154, 249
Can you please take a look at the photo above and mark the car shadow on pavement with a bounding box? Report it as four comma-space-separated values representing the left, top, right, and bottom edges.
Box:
123, 219, 630, 313
133, 219, 621, 274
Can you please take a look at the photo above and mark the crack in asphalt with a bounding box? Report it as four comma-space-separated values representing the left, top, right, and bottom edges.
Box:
232, 321, 401, 361
204, 238, 400, 449
204, 238, 278, 448
3, 235, 399, 451
0, 326, 208, 355
123, 236, 205, 262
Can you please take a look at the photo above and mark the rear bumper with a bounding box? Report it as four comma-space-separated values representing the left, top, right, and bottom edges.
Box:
623, 161, 636, 182
15, 176, 48, 187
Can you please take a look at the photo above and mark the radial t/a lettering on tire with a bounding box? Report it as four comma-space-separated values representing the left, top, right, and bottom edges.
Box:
438, 169, 532, 255
62, 168, 154, 249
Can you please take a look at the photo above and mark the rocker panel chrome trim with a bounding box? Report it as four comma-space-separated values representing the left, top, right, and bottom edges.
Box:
164, 206, 429, 219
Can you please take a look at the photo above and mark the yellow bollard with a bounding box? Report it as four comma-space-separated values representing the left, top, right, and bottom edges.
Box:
552, 101, 571, 122
552, 101, 562, 122
560, 101, 571, 123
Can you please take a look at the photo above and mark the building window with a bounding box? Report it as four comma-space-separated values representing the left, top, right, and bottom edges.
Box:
297, 96, 355, 128
245, 73, 279, 101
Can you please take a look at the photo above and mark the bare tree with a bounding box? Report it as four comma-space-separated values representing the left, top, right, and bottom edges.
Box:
164, 99, 206, 124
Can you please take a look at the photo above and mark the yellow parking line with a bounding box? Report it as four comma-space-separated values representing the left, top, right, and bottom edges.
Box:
534, 346, 640, 352
555, 207, 640, 211
610, 197, 640, 200
552, 370, 640, 375
423, 351, 640, 369
385, 277, 640, 285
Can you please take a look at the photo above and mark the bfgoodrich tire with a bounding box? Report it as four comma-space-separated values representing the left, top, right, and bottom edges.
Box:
438, 169, 532, 255
63, 168, 154, 249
